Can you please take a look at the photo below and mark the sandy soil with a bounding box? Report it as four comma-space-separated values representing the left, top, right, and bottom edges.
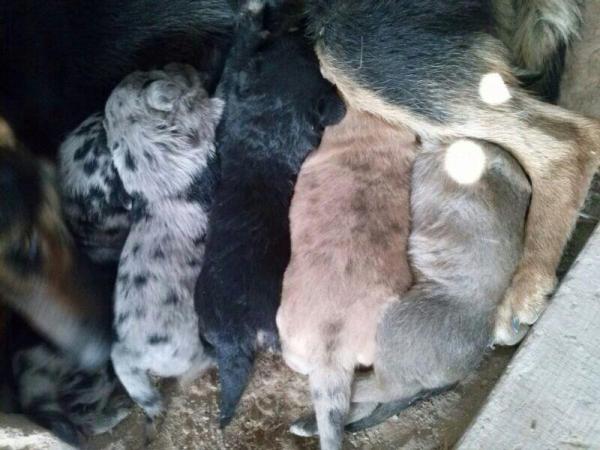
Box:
82, 4, 599, 449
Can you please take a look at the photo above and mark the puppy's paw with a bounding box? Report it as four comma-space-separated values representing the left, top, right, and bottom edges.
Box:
493, 274, 555, 346
289, 414, 319, 437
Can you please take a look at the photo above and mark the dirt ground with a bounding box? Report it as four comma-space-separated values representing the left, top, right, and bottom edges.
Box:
85, 5, 600, 450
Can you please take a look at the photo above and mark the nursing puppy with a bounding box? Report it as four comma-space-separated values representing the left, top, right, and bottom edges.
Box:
305, 0, 600, 345
59, 113, 132, 264
193, 2, 345, 427
0, 118, 112, 369
7, 297, 130, 447
278, 108, 416, 446
280, 114, 531, 449
106, 64, 223, 433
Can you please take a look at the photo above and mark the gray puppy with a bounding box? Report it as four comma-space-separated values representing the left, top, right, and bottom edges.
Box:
58, 113, 132, 264
348, 139, 531, 413
105, 64, 223, 432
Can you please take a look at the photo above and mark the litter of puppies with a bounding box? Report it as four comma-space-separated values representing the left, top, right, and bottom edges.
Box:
1, 0, 599, 449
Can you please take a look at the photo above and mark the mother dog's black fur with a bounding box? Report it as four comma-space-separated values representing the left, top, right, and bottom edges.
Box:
0, 0, 234, 157
306, 0, 495, 124
194, 4, 345, 427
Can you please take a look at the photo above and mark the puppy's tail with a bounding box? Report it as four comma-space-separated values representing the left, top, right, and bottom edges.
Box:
216, 340, 255, 428
494, 0, 583, 101
344, 385, 455, 433
308, 366, 353, 450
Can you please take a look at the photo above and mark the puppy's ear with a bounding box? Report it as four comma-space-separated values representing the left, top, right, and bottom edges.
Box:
317, 88, 346, 127
145, 80, 182, 112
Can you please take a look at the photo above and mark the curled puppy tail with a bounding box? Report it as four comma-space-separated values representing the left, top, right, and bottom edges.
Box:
216, 340, 255, 428
494, 0, 583, 101
308, 366, 352, 450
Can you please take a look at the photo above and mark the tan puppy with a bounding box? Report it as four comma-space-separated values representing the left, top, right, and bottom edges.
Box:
278, 108, 416, 449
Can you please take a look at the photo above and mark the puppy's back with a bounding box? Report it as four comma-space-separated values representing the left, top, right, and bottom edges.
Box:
279, 108, 417, 369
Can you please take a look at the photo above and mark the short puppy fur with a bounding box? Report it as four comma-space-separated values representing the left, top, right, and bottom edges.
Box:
106, 64, 223, 430
193, 2, 345, 427
305, 0, 600, 345
278, 108, 416, 447
280, 108, 531, 449
59, 113, 132, 264
6, 298, 130, 446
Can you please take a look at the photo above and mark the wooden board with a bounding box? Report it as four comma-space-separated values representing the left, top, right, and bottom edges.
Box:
457, 226, 600, 449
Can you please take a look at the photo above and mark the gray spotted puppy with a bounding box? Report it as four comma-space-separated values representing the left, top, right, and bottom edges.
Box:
13, 343, 131, 445
105, 63, 223, 431
59, 113, 132, 264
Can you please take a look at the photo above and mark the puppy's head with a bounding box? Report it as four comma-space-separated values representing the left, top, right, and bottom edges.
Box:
104, 64, 224, 200
0, 120, 111, 368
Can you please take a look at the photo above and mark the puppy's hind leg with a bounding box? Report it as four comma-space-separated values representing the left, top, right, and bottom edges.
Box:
111, 344, 163, 441
307, 366, 353, 450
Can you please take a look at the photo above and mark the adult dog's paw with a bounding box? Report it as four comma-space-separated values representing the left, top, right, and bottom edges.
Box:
493, 274, 555, 346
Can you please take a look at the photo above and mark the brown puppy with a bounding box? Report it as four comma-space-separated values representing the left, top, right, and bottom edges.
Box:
305, 0, 600, 345
0, 117, 111, 368
277, 108, 416, 448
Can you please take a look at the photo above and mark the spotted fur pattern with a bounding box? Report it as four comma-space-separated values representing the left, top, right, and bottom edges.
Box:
12, 342, 131, 446
59, 113, 132, 264
105, 64, 223, 431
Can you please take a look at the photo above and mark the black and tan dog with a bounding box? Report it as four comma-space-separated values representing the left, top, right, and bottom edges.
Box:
0, 117, 112, 369
0, 118, 129, 445
304, 0, 600, 346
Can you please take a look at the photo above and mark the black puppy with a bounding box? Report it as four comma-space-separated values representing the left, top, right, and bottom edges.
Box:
194, 0, 345, 427
0, 0, 234, 157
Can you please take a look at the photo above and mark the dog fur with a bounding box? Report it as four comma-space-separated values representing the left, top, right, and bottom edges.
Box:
105, 64, 223, 432
277, 108, 416, 447
12, 343, 130, 445
280, 107, 531, 449
304, 0, 600, 346
193, 2, 345, 427
5, 280, 130, 448
59, 113, 132, 264
0, 117, 112, 369
492, 0, 583, 101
